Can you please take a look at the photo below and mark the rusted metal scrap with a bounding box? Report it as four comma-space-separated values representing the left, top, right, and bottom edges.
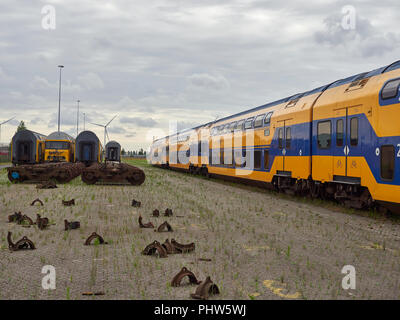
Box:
190, 276, 220, 300
157, 221, 173, 232
84, 232, 108, 245
161, 239, 180, 254
82, 292, 105, 296
30, 198, 43, 206
131, 199, 141, 207
8, 211, 22, 223
138, 215, 154, 228
7, 231, 36, 252
142, 240, 168, 258
36, 181, 57, 189
171, 238, 195, 253
152, 209, 160, 217
36, 214, 49, 230
62, 199, 75, 206
64, 219, 80, 230
164, 208, 173, 217
171, 267, 201, 287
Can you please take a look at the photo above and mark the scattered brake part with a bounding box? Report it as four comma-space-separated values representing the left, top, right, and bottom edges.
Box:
84, 232, 108, 245
15, 214, 34, 226
131, 199, 141, 207
162, 239, 180, 254
62, 199, 75, 206
164, 208, 173, 217
190, 276, 220, 300
198, 258, 212, 262
142, 240, 168, 258
36, 214, 49, 230
152, 209, 160, 217
157, 221, 173, 232
171, 267, 201, 287
138, 215, 154, 228
7, 231, 36, 251
30, 198, 43, 206
8, 211, 22, 223
171, 239, 195, 253
64, 219, 80, 230
36, 181, 57, 189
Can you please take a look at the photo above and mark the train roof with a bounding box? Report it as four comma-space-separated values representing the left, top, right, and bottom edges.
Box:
12, 129, 47, 141
47, 131, 74, 141
153, 60, 400, 143
105, 140, 121, 148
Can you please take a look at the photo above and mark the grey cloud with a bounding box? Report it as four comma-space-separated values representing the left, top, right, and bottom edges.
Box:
119, 117, 158, 127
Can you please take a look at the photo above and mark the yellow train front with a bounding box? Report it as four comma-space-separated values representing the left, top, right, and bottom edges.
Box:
149, 60, 400, 214
44, 131, 75, 162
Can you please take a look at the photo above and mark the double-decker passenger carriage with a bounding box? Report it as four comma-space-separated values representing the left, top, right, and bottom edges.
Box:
77, 130, 145, 185
150, 60, 400, 214
45, 131, 75, 162
10, 129, 47, 165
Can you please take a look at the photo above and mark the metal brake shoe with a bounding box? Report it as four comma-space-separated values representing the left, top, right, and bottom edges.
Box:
171, 267, 201, 287
190, 276, 220, 300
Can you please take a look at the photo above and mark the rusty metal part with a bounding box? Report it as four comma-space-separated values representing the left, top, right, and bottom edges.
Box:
8, 162, 85, 184
36, 214, 49, 230
161, 239, 180, 254
62, 199, 75, 206
64, 219, 80, 230
164, 208, 173, 217
142, 240, 168, 258
131, 199, 141, 207
198, 258, 212, 262
82, 292, 105, 296
152, 209, 160, 217
84, 232, 108, 245
81, 162, 145, 185
157, 221, 173, 232
138, 215, 154, 228
171, 267, 201, 287
31, 198, 44, 206
7, 231, 36, 251
14, 214, 34, 226
36, 181, 57, 189
8, 211, 22, 223
190, 276, 220, 300
171, 239, 195, 253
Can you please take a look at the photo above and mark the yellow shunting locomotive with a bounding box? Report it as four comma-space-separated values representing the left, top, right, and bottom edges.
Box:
150, 60, 400, 214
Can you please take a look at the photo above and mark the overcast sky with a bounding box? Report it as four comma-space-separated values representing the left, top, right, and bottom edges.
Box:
0, 0, 399, 150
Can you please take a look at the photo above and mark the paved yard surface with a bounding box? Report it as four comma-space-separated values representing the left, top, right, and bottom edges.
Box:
0, 161, 399, 300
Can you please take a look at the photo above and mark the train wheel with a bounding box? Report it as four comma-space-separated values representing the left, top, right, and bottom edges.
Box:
81, 172, 98, 185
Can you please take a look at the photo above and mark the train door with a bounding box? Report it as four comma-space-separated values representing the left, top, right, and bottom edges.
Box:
17, 141, 31, 163
81, 143, 93, 162
332, 106, 361, 179
276, 119, 292, 173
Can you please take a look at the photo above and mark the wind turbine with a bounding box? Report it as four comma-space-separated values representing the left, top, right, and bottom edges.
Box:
90, 115, 117, 155
0, 116, 15, 144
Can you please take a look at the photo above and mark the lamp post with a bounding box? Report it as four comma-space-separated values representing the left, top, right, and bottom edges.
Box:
83, 113, 86, 131
76, 100, 80, 136
57, 65, 64, 133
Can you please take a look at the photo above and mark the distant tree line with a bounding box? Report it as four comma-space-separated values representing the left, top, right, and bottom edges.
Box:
121, 148, 147, 156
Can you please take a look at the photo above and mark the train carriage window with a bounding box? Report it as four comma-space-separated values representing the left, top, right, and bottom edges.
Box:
381, 145, 395, 180
264, 112, 273, 125
244, 118, 254, 130
235, 120, 244, 131
264, 150, 269, 170
317, 121, 331, 149
350, 118, 358, 146
254, 114, 265, 128
336, 119, 344, 146
381, 79, 400, 100
278, 128, 283, 149
254, 150, 262, 169
286, 127, 291, 149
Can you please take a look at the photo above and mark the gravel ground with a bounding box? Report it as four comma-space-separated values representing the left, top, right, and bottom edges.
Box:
0, 162, 400, 300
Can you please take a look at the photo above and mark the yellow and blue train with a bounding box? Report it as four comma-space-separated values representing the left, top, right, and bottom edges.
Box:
149, 60, 400, 214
